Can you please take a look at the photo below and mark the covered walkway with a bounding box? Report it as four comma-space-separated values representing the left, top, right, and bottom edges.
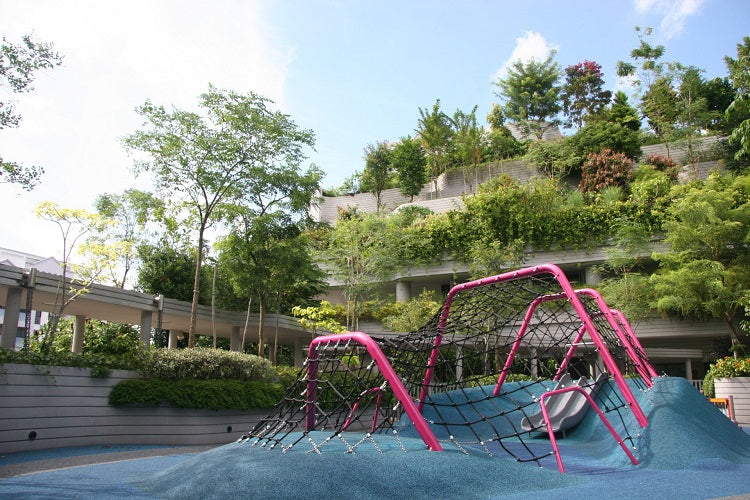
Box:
0, 263, 313, 363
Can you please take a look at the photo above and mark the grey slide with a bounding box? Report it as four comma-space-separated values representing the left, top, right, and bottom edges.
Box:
521, 372, 609, 434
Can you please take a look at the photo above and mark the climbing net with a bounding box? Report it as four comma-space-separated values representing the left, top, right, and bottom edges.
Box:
243, 264, 655, 471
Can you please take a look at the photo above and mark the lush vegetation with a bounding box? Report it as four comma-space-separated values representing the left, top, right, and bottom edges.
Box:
703, 356, 750, 397
5, 27, 749, 369
108, 378, 284, 410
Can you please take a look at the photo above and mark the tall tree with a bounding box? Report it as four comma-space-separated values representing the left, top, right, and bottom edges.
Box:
34, 202, 125, 350
360, 141, 393, 211
451, 105, 486, 191
94, 189, 164, 288
725, 36, 750, 159
392, 136, 427, 201
319, 212, 399, 330
648, 173, 750, 354
616, 26, 666, 95
137, 242, 208, 302
642, 76, 679, 153
561, 60, 612, 129
217, 210, 326, 357
1, 34, 62, 189
123, 85, 320, 347
606, 91, 642, 131
416, 99, 454, 195
493, 51, 562, 140
676, 66, 712, 163
617, 26, 681, 156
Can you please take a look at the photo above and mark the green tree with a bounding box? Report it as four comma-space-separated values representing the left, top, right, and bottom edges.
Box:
382, 290, 441, 332
701, 76, 735, 132
561, 60, 612, 129
34, 202, 126, 350
1, 34, 62, 189
416, 99, 454, 195
649, 173, 750, 353
493, 51, 562, 140
217, 210, 326, 357
136, 242, 208, 303
360, 141, 394, 210
391, 136, 427, 201
123, 85, 320, 347
319, 212, 399, 330
725, 37, 750, 159
675, 66, 713, 163
485, 105, 525, 161
606, 91, 642, 131
616, 26, 666, 95
94, 189, 164, 288
642, 76, 679, 155
292, 301, 347, 336
523, 139, 581, 179
570, 120, 642, 160
451, 105, 486, 191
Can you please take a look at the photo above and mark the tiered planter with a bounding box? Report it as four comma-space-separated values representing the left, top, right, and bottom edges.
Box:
714, 377, 750, 426
0, 363, 267, 454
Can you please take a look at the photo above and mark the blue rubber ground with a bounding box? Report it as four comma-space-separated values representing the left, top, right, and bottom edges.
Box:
1, 377, 749, 499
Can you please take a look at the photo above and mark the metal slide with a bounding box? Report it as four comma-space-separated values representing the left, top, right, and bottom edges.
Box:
521, 373, 609, 434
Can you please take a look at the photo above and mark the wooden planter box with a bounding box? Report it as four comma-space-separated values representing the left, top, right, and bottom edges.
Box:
715, 377, 750, 427
0, 363, 268, 454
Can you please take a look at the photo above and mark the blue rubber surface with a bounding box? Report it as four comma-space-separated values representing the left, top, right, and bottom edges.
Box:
1, 377, 749, 499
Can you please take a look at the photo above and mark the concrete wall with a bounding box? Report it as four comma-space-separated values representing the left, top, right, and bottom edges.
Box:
0, 363, 268, 453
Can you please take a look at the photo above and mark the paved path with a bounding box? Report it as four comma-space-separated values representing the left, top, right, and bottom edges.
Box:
0, 445, 216, 479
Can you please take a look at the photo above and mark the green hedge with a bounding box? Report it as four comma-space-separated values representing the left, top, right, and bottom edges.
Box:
139, 348, 276, 382
0, 348, 139, 377
109, 378, 285, 410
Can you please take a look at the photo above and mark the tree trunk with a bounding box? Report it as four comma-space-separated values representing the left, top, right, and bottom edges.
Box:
241, 297, 252, 351
257, 293, 266, 358
188, 226, 205, 347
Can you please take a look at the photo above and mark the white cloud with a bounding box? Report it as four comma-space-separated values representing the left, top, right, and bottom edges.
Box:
634, 0, 704, 40
493, 31, 558, 82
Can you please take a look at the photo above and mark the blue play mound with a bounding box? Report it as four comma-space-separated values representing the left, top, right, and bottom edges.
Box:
135, 377, 750, 499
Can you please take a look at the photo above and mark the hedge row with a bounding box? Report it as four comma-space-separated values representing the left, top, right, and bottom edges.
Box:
108, 378, 285, 410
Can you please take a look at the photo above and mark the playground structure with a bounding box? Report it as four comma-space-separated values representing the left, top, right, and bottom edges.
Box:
244, 264, 657, 472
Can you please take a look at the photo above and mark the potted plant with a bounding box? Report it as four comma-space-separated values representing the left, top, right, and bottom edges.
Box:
703, 356, 750, 426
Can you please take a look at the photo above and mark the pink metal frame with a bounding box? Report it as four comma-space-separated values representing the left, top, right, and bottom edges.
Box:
419, 264, 649, 428
303, 264, 652, 467
539, 385, 639, 472
575, 288, 657, 384
306, 332, 443, 451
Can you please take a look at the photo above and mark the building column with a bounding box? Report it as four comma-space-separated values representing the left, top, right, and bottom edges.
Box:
584, 266, 602, 285
1, 287, 22, 349
685, 358, 693, 381
395, 280, 411, 303
168, 331, 179, 349
71, 315, 86, 353
230, 326, 241, 352
294, 336, 306, 367
139, 310, 152, 345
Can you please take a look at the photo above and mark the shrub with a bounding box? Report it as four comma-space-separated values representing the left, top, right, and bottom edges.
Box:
702, 356, 750, 397
642, 154, 678, 180
109, 378, 284, 410
274, 364, 304, 388
140, 348, 275, 382
0, 347, 141, 377
580, 148, 634, 193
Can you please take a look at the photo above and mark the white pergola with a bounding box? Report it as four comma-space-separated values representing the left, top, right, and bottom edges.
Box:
0, 263, 313, 364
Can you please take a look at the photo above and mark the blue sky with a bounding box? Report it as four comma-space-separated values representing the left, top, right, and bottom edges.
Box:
0, 0, 748, 259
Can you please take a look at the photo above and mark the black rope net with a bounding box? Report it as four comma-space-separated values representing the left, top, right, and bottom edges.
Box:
243, 265, 653, 468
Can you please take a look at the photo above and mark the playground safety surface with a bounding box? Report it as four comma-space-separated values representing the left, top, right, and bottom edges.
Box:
1, 378, 749, 499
